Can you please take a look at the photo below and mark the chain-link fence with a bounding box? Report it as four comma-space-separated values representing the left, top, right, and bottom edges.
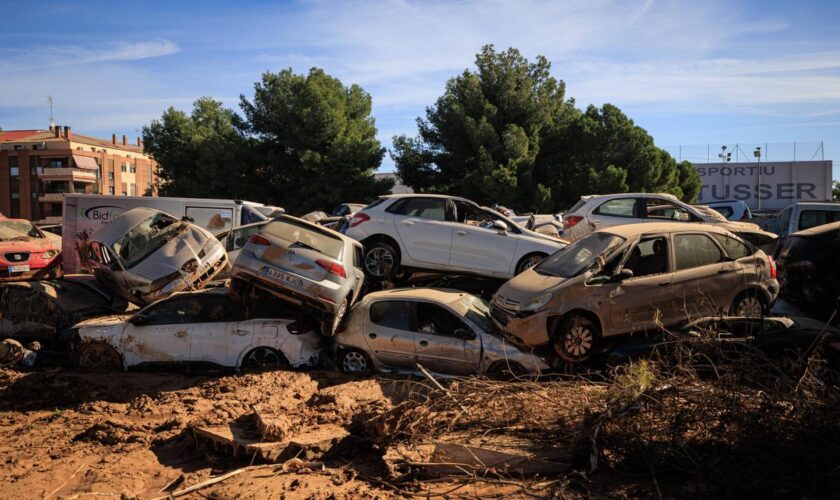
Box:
664, 142, 824, 164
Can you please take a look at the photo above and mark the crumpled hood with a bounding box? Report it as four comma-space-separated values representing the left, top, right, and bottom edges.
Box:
719, 220, 761, 231
0, 239, 53, 252
130, 226, 213, 279
75, 314, 132, 328
494, 267, 569, 306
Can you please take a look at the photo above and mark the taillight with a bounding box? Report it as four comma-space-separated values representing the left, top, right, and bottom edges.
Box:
250, 234, 270, 246
349, 213, 370, 228
768, 255, 777, 279
317, 259, 346, 279
564, 215, 583, 229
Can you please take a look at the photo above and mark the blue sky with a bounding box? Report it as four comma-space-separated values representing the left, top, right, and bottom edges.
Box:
1, 0, 838, 179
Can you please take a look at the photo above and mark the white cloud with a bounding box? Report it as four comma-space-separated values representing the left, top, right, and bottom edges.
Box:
0, 39, 180, 72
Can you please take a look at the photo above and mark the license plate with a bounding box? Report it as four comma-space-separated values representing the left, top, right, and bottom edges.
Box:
9, 265, 30, 273
264, 267, 303, 287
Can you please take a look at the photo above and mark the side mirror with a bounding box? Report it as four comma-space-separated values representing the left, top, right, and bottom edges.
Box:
454, 328, 476, 340
614, 268, 634, 282
492, 220, 507, 232
181, 215, 195, 223
130, 314, 149, 326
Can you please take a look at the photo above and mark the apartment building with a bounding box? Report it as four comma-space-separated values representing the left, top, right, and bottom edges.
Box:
0, 126, 158, 223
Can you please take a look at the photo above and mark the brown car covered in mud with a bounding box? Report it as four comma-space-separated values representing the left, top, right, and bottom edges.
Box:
491, 223, 779, 362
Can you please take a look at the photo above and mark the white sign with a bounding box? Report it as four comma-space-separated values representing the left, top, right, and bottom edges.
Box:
694, 160, 832, 210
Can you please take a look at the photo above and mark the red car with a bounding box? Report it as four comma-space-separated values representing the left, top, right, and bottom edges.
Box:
0, 219, 62, 281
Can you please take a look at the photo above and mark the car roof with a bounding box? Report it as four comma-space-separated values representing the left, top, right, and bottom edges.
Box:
363, 287, 472, 309
269, 214, 362, 248
379, 193, 475, 204
600, 222, 736, 238
791, 220, 840, 237
91, 207, 170, 245
581, 192, 680, 202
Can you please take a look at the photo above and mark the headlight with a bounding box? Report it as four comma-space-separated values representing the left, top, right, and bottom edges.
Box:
522, 292, 553, 312
181, 259, 199, 273
41, 249, 59, 259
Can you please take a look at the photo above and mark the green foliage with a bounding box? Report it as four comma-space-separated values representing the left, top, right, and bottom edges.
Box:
393, 45, 701, 211
833, 180, 840, 201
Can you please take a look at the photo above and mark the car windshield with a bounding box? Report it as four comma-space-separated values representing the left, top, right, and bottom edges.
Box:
263, 219, 343, 259
458, 294, 496, 333
535, 232, 625, 278
0, 221, 43, 241
112, 213, 187, 269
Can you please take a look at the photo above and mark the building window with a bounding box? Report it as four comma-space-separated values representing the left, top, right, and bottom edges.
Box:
108, 186, 115, 195
121, 164, 127, 172
130, 166, 136, 173
108, 171, 114, 181
48, 158, 64, 168
9, 156, 19, 177
129, 183, 136, 196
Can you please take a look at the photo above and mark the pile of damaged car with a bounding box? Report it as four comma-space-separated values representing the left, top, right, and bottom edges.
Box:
1, 190, 838, 382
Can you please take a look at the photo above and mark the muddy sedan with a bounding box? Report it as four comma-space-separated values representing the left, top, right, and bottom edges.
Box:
333, 288, 548, 377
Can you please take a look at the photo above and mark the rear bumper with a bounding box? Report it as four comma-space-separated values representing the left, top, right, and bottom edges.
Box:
231, 266, 339, 317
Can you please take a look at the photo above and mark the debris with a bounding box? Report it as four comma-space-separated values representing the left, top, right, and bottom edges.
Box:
0, 339, 37, 367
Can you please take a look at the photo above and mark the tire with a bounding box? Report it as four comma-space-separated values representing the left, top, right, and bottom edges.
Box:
488, 360, 526, 380
339, 348, 373, 375
76, 341, 123, 372
515, 253, 547, 275
322, 299, 348, 337
730, 290, 766, 317
241, 347, 289, 372
363, 241, 400, 281
553, 315, 600, 363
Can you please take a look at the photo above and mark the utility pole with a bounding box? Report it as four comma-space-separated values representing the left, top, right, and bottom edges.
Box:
47, 96, 54, 130
754, 147, 762, 211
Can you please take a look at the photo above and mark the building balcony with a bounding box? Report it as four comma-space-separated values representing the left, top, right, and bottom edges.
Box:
38, 193, 65, 203
38, 168, 97, 183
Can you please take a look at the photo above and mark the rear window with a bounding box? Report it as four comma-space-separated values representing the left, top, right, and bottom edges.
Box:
263, 219, 344, 259
363, 197, 388, 211
735, 232, 777, 256
798, 210, 840, 231
567, 199, 587, 214
712, 233, 752, 259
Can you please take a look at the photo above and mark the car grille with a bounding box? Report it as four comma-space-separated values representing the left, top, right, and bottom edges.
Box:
4, 252, 30, 263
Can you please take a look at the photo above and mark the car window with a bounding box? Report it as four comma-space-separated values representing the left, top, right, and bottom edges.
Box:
593, 198, 636, 217
567, 199, 587, 214
200, 296, 245, 322
413, 302, 467, 336
644, 199, 691, 221
369, 300, 412, 330
713, 206, 734, 218
354, 246, 364, 270
112, 212, 187, 269
263, 219, 343, 259
623, 236, 669, 278
777, 207, 792, 236
798, 210, 840, 231
712, 233, 752, 259
674, 234, 723, 270
391, 198, 447, 221
140, 297, 203, 325
241, 205, 268, 225
736, 232, 776, 255
363, 197, 388, 211
536, 232, 625, 278
87, 241, 121, 271
228, 224, 265, 252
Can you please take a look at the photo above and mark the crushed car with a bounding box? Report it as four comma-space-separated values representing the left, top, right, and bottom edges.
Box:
333, 288, 548, 377
0, 339, 39, 368
491, 223, 779, 363
230, 214, 365, 336
85, 208, 228, 305
0, 218, 62, 281
0, 275, 134, 349
69, 287, 323, 372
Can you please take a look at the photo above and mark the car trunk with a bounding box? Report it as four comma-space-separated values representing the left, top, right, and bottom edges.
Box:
255, 220, 345, 285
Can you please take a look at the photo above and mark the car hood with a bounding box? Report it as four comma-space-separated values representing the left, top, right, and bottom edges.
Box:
719, 220, 762, 232
494, 267, 570, 307
129, 226, 214, 279
75, 314, 133, 328
0, 239, 53, 252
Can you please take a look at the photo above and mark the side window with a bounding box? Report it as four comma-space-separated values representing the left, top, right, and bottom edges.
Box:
142, 298, 203, 325
391, 198, 447, 221
369, 301, 412, 330
799, 210, 831, 231
593, 198, 636, 218
354, 246, 364, 270
712, 234, 751, 259
644, 199, 691, 221
200, 297, 245, 323
623, 236, 669, 278
231, 224, 264, 251
673, 234, 724, 271
413, 303, 466, 336
713, 206, 733, 218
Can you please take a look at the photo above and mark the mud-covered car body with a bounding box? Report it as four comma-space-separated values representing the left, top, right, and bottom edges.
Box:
0, 275, 133, 348
86, 208, 228, 305
492, 223, 779, 361
334, 288, 548, 376
0, 218, 62, 282
71, 288, 323, 370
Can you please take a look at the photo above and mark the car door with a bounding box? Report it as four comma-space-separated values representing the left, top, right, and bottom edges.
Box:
412, 301, 482, 375
390, 197, 454, 266
188, 295, 246, 367
449, 205, 519, 275
363, 300, 417, 370
609, 235, 676, 334
120, 296, 202, 366
586, 197, 644, 234
670, 232, 736, 319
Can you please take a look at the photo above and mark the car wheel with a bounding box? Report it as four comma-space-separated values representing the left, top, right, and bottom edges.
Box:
553, 315, 600, 363
515, 253, 547, 275
322, 299, 348, 337
731, 291, 765, 317
76, 341, 123, 372
339, 348, 373, 375
242, 347, 289, 371
488, 360, 526, 380
364, 242, 399, 280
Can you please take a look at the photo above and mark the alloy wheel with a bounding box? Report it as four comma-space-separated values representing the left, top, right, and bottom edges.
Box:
243, 347, 283, 370
365, 247, 394, 277
563, 325, 593, 359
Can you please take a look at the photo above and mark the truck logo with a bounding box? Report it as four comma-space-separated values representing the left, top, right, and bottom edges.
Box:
83, 205, 123, 223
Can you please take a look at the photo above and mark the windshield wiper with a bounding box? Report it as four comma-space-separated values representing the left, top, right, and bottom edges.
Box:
291, 241, 318, 252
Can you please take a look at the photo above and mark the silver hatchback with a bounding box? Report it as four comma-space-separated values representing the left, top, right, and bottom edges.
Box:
230, 215, 365, 336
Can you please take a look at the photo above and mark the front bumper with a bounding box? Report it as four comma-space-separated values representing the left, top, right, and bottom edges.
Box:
490, 302, 552, 347
0, 256, 63, 282
142, 252, 228, 303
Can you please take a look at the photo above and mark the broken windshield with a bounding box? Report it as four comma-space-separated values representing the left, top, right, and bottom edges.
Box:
0, 221, 43, 241
535, 232, 625, 278
458, 294, 496, 334
112, 213, 186, 269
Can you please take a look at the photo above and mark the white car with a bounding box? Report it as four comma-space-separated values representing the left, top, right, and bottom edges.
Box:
562, 193, 760, 241
345, 194, 566, 280
69, 288, 323, 371
704, 200, 752, 221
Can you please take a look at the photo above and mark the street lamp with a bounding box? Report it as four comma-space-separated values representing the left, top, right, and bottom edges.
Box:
754, 147, 762, 211
718, 145, 732, 163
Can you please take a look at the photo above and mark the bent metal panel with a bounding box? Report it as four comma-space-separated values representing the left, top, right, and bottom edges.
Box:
694, 160, 833, 210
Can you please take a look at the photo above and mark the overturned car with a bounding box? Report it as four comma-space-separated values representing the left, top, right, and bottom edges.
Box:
86, 208, 228, 305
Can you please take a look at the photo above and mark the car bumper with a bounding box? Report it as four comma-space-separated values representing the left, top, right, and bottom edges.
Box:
231, 266, 341, 317
142, 252, 228, 303
0, 256, 63, 282
490, 303, 552, 347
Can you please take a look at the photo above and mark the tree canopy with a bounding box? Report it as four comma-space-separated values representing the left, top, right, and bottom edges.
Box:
392, 45, 701, 212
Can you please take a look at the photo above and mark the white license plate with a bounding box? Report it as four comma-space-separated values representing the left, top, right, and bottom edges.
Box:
264, 267, 303, 287
8, 265, 30, 273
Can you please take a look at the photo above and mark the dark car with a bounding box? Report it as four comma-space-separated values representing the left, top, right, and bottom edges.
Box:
776, 221, 840, 324
0, 275, 134, 349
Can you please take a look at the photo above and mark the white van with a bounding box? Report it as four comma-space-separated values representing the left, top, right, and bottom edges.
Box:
766, 202, 840, 245
62, 194, 281, 273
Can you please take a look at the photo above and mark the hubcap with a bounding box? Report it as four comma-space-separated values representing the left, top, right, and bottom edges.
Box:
736, 297, 763, 317
563, 326, 593, 358
332, 301, 347, 334
245, 348, 281, 369
342, 351, 368, 373
365, 247, 394, 277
